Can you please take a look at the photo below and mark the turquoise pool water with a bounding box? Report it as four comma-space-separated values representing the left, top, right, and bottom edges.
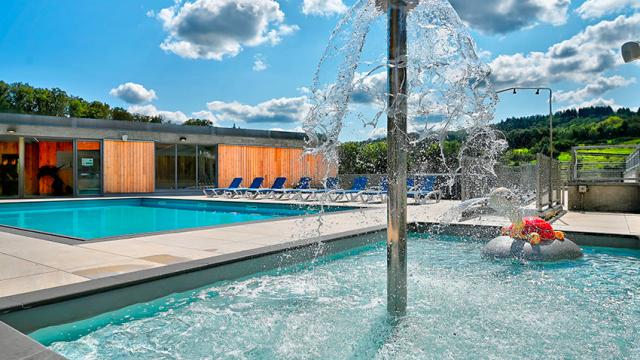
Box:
32, 234, 640, 359
0, 199, 349, 240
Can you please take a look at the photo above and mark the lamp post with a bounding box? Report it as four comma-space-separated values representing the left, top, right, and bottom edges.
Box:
496, 87, 554, 208
621, 41, 640, 63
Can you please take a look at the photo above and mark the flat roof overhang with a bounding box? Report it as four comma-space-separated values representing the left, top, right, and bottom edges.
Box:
0, 113, 307, 148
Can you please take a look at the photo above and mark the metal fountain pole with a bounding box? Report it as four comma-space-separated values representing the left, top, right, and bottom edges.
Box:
385, 0, 409, 317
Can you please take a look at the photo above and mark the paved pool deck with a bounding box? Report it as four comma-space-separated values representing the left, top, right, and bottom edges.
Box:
0, 195, 637, 299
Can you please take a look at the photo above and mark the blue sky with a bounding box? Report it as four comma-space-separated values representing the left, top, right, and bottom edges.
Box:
0, 0, 638, 141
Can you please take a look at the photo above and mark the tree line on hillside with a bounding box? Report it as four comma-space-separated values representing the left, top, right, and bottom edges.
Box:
339, 106, 640, 173
0, 81, 213, 126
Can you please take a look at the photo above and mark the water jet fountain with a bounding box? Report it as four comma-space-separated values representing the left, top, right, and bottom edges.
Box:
304, 0, 500, 316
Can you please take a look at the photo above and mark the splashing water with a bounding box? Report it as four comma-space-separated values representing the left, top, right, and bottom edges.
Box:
303, 0, 507, 198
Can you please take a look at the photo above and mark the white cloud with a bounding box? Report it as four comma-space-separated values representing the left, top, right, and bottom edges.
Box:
449, 0, 570, 34
554, 76, 635, 103
368, 127, 387, 140
351, 71, 387, 105
561, 97, 621, 111
109, 82, 157, 104
155, 0, 298, 60
477, 49, 493, 60
191, 110, 219, 125
253, 54, 268, 71
207, 96, 310, 124
302, 0, 348, 16
490, 14, 640, 88
128, 104, 189, 123
576, 0, 640, 19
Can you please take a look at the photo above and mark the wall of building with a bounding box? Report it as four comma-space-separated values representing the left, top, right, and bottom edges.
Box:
103, 140, 155, 193
217, 145, 335, 189
568, 183, 640, 213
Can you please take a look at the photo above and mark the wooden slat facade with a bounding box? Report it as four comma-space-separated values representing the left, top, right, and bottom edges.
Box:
217, 145, 335, 188
103, 140, 155, 193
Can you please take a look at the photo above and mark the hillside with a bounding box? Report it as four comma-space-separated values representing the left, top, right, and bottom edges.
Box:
339, 106, 640, 173
497, 106, 640, 165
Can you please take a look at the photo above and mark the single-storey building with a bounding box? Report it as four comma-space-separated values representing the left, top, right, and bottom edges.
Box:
0, 113, 332, 198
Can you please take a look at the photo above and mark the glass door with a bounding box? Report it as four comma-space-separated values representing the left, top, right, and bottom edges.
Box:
0, 136, 20, 198
76, 141, 102, 195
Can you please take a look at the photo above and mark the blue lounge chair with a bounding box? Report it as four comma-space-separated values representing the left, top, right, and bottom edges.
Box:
203, 177, 242, 197
357, 177, 415, 203
356, 177, 388, 203
329, 176, 368, 202
270, 176, 311, 200
225, 177, 264, 198
408, 176, 441, 204
293, 177, 340, 202
243, 177, 287, 199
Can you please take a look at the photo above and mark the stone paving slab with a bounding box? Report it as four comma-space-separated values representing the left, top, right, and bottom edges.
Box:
0, 196, 636, 299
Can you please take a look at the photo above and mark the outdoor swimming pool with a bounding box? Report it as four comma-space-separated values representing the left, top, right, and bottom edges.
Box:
0, 198, 351, 240
31, 234, 640, 359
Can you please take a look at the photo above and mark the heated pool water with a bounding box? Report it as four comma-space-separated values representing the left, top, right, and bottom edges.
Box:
32, 234, 640, 359
0, 198, 349, 240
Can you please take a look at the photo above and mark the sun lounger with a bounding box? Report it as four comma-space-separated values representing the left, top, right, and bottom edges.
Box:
328, 176, 368, 202
225, 177, 264, 198
357, 177, 415, 203
203, 177, 242, 197
293, 177, 340, 202
243, 177, 287, 199
408, 176, 441, 204
270, 177, 311, 200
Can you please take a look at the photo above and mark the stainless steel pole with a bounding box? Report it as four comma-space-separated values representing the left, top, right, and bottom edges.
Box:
387, 0, 408, 317
548, 90, 554, 207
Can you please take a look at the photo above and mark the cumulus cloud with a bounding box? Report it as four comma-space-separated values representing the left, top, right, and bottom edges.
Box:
128, 104, 189, 123
576, 0, 640, 19
207, 96, 310, 124
490, 14, 640, 88
554, 76, 635, 103
302, 0, 348, 16
191, 110, 219, 124
561, 97, 621, 111
368, 127, 387, 140
351, 71, 387, 105
253, 54, 268, 71
155, 0, 298, 60
109, 82, 157, 104
449, 0, 570, 34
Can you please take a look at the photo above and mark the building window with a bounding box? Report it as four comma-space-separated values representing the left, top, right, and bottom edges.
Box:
0, 137, 19, 197
198, 145, 217, 187
177, 144, 197, 189
77, 141, 102, 195
24, 139, 74, 197
155, 143, 176, 190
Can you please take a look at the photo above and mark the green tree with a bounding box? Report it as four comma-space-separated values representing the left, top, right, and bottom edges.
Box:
11, 82, 36, 113
0, 81, 10, 112
111, 107, 134, 121
85, 101, 111, 119
68, 97, 90, 118
183, 118, 213, 126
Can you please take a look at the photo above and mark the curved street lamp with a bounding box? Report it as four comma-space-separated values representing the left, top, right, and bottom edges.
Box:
621, 41, 640, 63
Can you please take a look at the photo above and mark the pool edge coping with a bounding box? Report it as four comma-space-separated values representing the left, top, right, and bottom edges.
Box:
2, 221, 638, 315
0, 321, 65, 360
0, 224, 387, 315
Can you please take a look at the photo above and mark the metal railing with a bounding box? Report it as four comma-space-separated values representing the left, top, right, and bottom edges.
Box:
571, 145, 640, 183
